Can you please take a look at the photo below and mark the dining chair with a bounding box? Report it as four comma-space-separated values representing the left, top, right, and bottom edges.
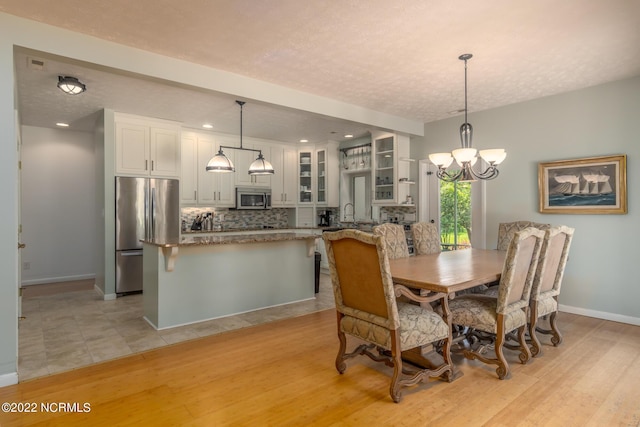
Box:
447, 227, 545, 379
527, 225, 574, 356
372, 223, 409, 259
323, 229, 453, 403
496, 221, 550, 251
410, 222, 441, 255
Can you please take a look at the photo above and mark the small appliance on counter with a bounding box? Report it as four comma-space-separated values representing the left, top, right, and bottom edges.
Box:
318, 210, 333, 226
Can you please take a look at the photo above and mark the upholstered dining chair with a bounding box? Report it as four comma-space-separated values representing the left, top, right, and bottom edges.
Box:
447, 227, 545, 379
527, 225, 574, 357
323, 229, 453, 403
496, 221, 550, 251
411, 222, 441, 255
372, 223, 409, 259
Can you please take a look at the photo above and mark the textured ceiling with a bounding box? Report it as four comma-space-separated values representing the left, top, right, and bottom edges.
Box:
4, 0, 640, 142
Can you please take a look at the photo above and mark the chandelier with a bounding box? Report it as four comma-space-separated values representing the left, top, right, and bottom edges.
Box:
206, 101, 275, 175
428, 54, 506, 182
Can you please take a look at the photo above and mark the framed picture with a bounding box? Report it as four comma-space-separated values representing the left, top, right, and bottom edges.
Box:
538, 154, 627, 214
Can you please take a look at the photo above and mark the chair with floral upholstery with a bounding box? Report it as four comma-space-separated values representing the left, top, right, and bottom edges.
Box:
496, 221, 550, 251
372, 223, 409, 259
527, 225, 574, 357
411, 222, 441, 255
323, 229, 453, 403
447, 227, 545, 379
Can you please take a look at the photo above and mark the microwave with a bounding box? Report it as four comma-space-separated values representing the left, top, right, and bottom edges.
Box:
236, 187, 271, 210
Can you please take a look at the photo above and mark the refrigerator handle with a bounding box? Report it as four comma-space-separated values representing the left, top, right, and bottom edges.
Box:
144, 183, 150, 241
150, 187, 156, 240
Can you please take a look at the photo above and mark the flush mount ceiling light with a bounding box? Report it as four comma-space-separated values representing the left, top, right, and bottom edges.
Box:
57, 76, 86, 95
428, 54, 506, 182
206, 101, 275, 175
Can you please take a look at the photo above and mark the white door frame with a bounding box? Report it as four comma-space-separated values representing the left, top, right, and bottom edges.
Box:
418, 159, 440, 229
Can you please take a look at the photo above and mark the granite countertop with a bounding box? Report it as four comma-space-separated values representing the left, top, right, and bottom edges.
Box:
181, 226, 331, 234
142, 231, 318, 248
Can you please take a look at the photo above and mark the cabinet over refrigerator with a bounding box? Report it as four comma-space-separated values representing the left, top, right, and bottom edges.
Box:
115, 177, 179, 294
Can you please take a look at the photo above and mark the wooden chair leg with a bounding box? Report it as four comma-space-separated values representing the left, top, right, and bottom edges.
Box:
517, 325, 531, 364
335, 313, 347, 374
389, 331, 403, 403
528, 313, 542, 357
494, 324, 510, 380
549, 311, 563, 346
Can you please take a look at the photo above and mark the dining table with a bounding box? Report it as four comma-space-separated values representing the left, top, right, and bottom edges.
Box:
389, 248, 506, 379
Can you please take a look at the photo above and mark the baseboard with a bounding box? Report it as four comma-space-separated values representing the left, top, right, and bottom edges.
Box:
0, 372, 19, 388
559, 304, 640, 326
21, 274, 96, 286
93, 284, 117, 301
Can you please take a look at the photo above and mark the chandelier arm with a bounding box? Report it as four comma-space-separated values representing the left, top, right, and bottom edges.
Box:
436, 168, 465, 182
468, 164, 500, 180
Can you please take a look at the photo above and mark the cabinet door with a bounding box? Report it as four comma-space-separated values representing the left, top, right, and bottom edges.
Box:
282, 147, 298, 206
298, 150, 313, 204
372, 135, 396, 204
197, 137, 217, 204
197, 136, 235, 207
180, 133, 198, 204
316, 148, 327, 204
150, 127, 180, 177
235, 143, 271, 187
115, 122, 149, 176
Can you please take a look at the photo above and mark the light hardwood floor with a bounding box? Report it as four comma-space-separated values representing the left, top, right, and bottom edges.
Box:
2, 307, 640, 426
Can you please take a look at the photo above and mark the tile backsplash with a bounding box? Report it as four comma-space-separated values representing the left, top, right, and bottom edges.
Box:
181, 208, 291, 231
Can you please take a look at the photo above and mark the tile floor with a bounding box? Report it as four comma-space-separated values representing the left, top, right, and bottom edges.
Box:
18, 273, 335, 381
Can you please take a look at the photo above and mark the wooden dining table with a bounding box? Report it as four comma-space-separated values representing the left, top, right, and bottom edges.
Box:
388, 248, 506, 379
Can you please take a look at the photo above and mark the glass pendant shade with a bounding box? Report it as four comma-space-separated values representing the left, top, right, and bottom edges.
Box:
248, 153, 275, 175
479, 149, 507, 165
206, 149, 235, 172
428, 153, 454, 168
57, 76, 86, 95
452, 148, 477, 165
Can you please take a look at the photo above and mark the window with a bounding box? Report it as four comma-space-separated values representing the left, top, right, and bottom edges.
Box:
439, 180, 471, 251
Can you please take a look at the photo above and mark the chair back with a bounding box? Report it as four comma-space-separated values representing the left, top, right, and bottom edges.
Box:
531, 226, 574, 301
323, 229, 399, 329
372, 223, 409, 259
497, 221, 550, 251
495, 227, 545, 314
411, 222, 441, 255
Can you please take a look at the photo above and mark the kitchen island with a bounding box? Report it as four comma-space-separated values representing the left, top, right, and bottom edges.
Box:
142, 232, 318, 329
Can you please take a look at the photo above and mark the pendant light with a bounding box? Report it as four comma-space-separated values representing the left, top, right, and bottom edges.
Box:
206, 100, 274, 175
428, 54, 506, 182
57, 76, 86, 95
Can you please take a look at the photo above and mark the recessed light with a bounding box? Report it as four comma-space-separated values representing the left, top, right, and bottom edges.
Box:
344, 134, 354, 138
202, 124, 213, 129
56, 122, 69, 127
299, 139, 308, 143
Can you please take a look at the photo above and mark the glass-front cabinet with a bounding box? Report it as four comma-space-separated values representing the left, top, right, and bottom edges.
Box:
373, 135, 395, 203
372, 133, 412, 205
316, 149, 326, 204
298, 150, 313, 204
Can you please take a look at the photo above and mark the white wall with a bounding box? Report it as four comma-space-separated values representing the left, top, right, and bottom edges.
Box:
412, 76, 640, 324
20, 126, 96, 285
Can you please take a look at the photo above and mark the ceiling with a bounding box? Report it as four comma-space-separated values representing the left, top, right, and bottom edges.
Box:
4, 0, 640, 143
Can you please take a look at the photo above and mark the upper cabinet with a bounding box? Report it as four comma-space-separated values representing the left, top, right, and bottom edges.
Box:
271, 145, 298, 207
234, 141, 271, 188
114, 113, 181, 178
316, 142, 340, 207
181, 131, 235, 207
372, 133, 412, 205
298, 149, 313, 204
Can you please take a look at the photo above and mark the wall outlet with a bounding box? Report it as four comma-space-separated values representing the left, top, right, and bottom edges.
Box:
22, 261, 31, 270
276, 213, 281, 221
218, 213, 224, 221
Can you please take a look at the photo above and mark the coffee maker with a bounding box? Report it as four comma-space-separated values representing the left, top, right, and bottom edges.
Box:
318, 210, 332, 226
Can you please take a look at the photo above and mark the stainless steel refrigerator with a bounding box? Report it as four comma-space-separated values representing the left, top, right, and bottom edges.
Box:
115, 177, 180, 293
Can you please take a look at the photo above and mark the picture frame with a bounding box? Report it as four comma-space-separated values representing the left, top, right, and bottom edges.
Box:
538, 154, 627, 214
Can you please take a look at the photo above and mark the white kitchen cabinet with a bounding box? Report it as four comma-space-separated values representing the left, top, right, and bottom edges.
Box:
372, 132, 412, 205
298, 149, 314, 204
234, 141, 271, 188
180, 131, 235, 207
296, 206, 315, 227
316, 142, 340, 207
271, 145, 298, 207
197, 135, 235, 207
114, 113, 180, 178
